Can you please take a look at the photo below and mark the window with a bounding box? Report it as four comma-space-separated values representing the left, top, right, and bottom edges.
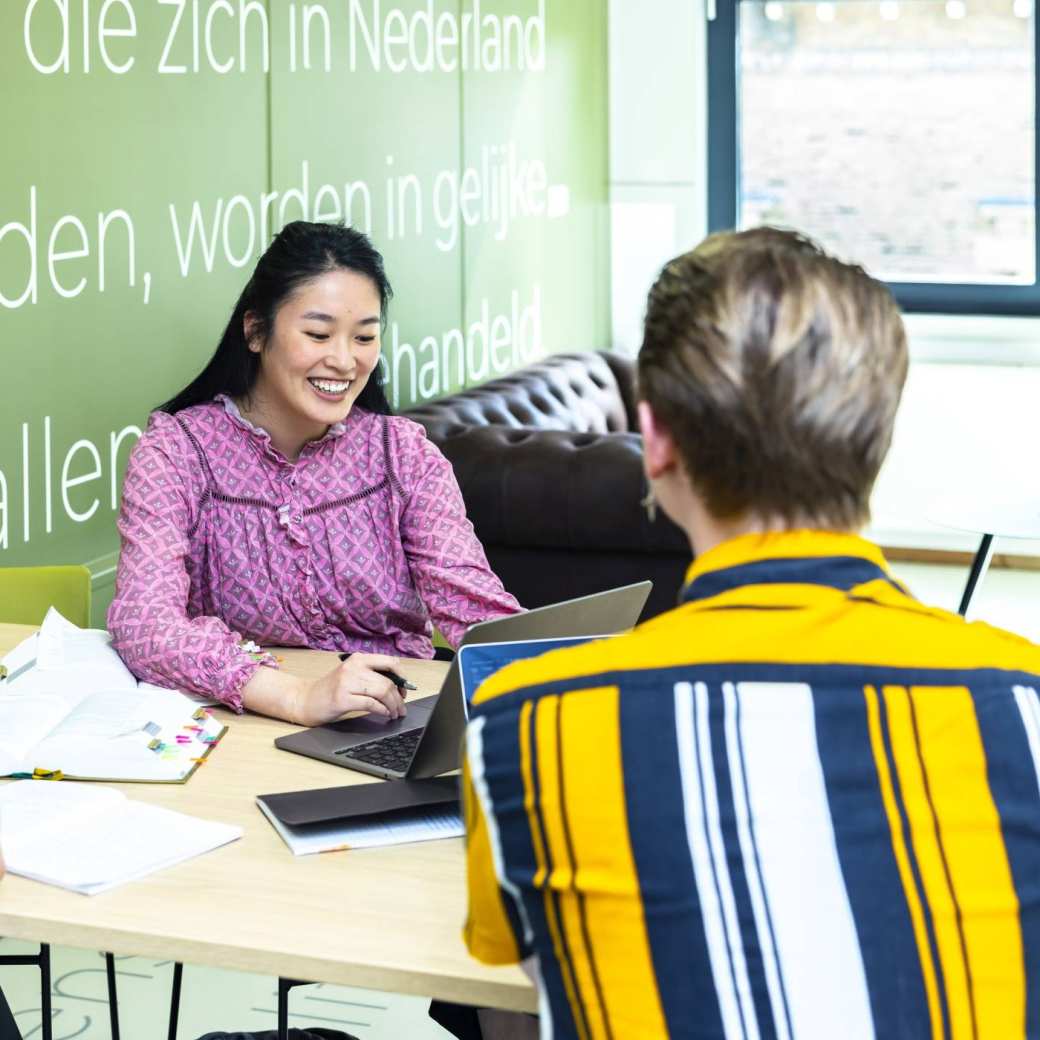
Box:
707, 0, 1040, 314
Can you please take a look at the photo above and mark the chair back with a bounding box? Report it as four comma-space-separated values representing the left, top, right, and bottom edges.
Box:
0, 565, 92, 628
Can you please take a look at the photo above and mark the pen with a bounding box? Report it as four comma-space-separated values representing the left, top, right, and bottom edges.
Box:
110, 720, 161, 740
337, 653, 417, 691
0, 660, 34, 685
381, 671, 417, 691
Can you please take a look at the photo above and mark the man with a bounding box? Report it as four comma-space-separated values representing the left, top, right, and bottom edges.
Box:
461, 228, 1040, 1037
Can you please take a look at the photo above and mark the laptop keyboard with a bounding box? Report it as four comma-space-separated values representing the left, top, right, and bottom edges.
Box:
335, 728, 424, 772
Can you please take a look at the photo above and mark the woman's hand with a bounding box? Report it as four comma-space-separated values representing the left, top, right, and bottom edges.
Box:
290, 653, 408, 727
241, 653, 409, 726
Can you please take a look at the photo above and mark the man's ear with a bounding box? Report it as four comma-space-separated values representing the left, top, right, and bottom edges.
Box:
638, 400, 679, 480
243, 313, 262, 353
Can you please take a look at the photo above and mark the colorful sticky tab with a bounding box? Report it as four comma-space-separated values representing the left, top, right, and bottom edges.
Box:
148, 738, 162, 751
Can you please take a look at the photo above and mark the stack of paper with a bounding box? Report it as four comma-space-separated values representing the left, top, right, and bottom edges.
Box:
0, 609, 226, 782
256, 777, 464, 856
257, 800, 464, 855
0, 780, 241, 894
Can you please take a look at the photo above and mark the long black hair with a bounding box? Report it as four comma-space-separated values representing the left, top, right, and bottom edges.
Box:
160, 221, 393, 415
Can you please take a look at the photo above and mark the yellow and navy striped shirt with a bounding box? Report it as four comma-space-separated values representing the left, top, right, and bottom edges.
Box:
462, 530, 1040, 1039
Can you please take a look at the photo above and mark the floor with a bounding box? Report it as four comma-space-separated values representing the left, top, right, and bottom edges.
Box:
0, 940, 453, 1039
1, 559, 1037, 1040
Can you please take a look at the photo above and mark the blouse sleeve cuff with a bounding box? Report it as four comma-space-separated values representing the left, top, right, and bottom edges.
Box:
210, 644, 278, 713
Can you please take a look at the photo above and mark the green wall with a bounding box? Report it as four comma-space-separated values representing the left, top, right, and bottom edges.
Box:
0, 0, 610, 624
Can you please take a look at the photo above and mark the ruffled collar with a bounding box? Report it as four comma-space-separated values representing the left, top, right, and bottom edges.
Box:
215, 394, 349, 460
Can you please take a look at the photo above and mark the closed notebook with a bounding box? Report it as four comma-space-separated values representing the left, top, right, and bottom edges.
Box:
256, 777, 463, 855
0, 609, 225, 782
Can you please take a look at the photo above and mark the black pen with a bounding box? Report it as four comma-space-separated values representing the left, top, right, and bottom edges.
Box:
338, 652, 417, 691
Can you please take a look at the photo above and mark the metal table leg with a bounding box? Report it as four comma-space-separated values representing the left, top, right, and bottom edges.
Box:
958, 533, 996, 618
278, 978, 308, 1040
39, 945, 51, 1040
0, 943, 52, 1040
167, 962, 183, 1040
104, 953, 119, 1040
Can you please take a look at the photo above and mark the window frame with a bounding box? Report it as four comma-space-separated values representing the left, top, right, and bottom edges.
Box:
706, 0, 1040, 316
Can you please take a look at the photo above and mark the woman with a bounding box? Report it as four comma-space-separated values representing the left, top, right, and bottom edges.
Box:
109, 221, 520, 725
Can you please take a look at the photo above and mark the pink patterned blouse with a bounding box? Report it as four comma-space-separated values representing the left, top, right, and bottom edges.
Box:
108, 396, 520, 711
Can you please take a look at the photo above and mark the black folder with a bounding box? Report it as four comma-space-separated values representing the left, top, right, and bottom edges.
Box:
258, 775, 459, 827
256, 776, 462, 854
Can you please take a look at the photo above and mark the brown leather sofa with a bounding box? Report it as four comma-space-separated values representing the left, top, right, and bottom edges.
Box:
404, 351, 691, 620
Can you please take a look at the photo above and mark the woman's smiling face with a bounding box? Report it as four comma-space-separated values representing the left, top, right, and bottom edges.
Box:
245, 268, 382, 456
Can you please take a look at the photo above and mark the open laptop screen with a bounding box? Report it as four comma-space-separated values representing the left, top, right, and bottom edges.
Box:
457, 635, 613, 715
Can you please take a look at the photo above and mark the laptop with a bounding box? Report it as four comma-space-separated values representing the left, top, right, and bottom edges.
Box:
274, 581, 651, 779
455, 635, 614, 713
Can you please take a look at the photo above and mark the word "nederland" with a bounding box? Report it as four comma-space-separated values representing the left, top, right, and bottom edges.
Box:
349, 0, 546, 72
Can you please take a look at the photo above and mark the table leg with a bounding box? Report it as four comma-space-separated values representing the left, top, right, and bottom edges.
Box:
104, 953, 119, 1040
39, 945, 51, 1040
0, 944, 52, 1040
167, 962, 183, 1040
958, 533, 996, 618
277, 978, 306, 1040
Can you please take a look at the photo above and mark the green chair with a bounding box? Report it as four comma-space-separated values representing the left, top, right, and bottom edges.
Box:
0, 566, 92, 630
0, 564, 122, 1040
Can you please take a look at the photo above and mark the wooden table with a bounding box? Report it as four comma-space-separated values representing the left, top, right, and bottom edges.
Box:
0, 623, 535, 1013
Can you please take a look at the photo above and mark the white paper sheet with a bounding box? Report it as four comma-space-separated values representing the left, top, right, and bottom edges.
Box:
0, 780, 241, 894
35, 607, 137, 687
0, 611, 224, 780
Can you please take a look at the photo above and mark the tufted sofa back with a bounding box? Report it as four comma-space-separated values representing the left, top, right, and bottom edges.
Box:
403, 351, 689, 619
405, 352, 638, 441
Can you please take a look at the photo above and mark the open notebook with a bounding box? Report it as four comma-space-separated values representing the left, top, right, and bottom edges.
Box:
0, 780, 241, 894
0, 609, 226, 782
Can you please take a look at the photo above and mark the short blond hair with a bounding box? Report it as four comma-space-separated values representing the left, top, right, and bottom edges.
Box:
638, 227, 908, 529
